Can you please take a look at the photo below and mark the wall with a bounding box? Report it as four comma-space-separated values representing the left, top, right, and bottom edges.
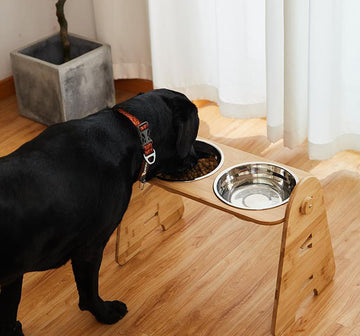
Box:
0, 0, 96, 80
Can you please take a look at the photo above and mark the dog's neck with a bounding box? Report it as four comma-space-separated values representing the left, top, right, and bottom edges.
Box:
114, 108, 156, 186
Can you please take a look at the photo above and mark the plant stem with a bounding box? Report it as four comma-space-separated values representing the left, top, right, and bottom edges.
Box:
56, 0, 70, 63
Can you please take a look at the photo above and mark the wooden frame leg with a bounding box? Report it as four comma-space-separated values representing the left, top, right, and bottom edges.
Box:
271, 176, 335, 335
115, 184, 184, 265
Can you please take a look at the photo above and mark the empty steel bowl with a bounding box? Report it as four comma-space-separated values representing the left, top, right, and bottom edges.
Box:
213, 162, 297, 210
157, 139, 224, 181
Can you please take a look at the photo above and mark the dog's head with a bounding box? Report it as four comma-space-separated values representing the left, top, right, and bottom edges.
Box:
145, 89, 200, 179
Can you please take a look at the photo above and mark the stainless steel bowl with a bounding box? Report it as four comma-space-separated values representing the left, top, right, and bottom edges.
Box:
157, 138, 224, 182
213, 162, 297, 210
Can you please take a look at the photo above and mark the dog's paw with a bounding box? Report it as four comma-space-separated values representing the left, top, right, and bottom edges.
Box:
0, 321, 24, 336
95, 300, 128, 324
80, 299, 128, 324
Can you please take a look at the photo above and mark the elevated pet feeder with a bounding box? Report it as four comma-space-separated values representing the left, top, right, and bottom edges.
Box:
116, 139, 335, 335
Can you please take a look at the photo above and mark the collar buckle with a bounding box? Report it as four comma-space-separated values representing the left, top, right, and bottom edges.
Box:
138, 122, 156, 165
137, 121, 152, 146
144, 150, 156, 165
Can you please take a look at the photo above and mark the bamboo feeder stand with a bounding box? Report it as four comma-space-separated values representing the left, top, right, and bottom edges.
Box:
116, 140, 335, 335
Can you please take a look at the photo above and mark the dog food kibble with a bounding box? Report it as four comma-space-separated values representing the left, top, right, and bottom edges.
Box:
159, 155, 218, 181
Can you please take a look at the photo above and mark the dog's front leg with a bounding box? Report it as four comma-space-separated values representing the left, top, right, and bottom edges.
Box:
71, 249, 128, 324
0, 276, 24, 336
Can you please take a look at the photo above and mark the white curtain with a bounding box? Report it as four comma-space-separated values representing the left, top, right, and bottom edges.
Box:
267, 0, 360, 159
93, 0, 360, 160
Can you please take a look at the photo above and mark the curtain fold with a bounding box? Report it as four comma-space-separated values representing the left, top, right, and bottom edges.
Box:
266, 0, 284, 142
266, 0, 309, 148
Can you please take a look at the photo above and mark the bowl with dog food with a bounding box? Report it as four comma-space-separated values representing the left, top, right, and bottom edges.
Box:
157, 139, 224, 181
213, 162, 297, 210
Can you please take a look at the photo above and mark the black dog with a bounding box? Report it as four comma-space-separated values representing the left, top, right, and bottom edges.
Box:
0, 89, 199, 335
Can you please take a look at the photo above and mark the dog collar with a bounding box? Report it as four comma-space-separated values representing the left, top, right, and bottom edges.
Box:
116, 108, 156, 187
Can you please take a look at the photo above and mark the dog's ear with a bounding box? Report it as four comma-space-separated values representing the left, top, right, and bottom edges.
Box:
175, 108, 199, 158
173, 99, 199, 159
161, 90, 199, 158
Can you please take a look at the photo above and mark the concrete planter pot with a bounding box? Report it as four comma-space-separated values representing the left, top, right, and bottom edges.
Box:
11, 33, 115, 125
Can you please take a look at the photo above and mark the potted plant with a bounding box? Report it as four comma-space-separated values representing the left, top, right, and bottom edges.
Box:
10, 0, 115, 125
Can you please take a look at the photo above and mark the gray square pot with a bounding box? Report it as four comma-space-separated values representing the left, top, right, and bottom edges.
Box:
11, 33, 115, 125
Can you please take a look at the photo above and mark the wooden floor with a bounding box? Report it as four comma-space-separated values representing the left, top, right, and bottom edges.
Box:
1, 86, 360, 335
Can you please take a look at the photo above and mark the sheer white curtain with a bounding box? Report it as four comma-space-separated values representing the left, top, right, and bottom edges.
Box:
93, 0, 360, 160
267, 0, 360, 159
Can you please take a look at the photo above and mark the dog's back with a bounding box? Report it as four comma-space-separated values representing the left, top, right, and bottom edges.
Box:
0, 110, 138, 283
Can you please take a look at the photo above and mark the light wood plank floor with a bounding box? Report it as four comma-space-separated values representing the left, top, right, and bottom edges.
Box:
1, 88, 360, 335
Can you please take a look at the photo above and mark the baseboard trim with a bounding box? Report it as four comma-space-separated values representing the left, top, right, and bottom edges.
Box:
0, 77, 154, 102
115, 79, 153, 94
0, 76, 15, 100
